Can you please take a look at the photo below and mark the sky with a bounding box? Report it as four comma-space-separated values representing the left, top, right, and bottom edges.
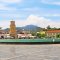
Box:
0, 0, 60, 28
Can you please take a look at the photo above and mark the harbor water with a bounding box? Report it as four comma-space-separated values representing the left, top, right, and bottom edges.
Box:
0, 44, 60, 60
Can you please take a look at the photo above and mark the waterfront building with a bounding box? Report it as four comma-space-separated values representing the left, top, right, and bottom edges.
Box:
17, 30, 36, 39
0, 28, 6, 38
46, 30, 60, 38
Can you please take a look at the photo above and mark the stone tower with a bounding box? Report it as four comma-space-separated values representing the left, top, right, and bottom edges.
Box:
10, 21, 17, 38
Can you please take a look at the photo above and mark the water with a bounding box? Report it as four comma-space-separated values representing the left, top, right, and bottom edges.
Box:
0, 44, 60, 60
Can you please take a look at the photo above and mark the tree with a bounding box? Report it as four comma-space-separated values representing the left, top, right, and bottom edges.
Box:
0, 27, 2, 30
56, 34, 60, 38
36, 33, 41, 38
36, 32, 46, 38
47, 25, 51, 29
31, 32, 36, 36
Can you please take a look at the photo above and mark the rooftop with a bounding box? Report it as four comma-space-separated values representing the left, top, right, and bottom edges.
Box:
46, 30, 60, 33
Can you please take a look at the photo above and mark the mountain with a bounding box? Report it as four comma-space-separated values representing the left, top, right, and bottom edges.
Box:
4, 25, 42, 32
16, 25, 42, 32
22, 25, 39, 30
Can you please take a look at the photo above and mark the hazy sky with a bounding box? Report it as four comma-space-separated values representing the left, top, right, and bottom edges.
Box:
0, 0, 60, 28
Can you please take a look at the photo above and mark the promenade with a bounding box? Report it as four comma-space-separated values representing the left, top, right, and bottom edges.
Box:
0, 44, 60, 60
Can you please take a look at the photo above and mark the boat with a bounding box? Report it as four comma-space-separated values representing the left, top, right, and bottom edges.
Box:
0, 38, 60, 44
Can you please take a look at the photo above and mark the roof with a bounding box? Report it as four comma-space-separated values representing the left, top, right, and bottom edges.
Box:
46, 30, 60, 33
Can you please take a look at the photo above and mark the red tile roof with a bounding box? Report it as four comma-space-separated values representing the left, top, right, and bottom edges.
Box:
46, 30, 60, 33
